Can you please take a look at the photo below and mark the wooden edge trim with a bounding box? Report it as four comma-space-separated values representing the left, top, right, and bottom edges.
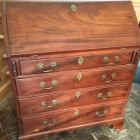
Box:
18, 117, 124, 140
7, 59, 23, 135
121, 52, 139, 117
1, 2, 11, 58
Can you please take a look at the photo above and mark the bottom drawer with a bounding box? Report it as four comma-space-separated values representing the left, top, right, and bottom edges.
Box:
22, 102, 124, 135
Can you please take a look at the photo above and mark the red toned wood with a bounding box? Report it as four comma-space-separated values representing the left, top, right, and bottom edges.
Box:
7, 59, 24, 135
22, 102, 124, 135
105, 117, 124, 130
18, 117, 124, 140
6, 2, 139, 56
20, 51, 133, 75
19, 84, 129, 117
121, 51, 140, 117
16, 66, 134, 96
12, 61, 18, 76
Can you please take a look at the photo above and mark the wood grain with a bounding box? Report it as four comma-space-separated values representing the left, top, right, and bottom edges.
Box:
20, 51, 133, 75
16, 66, 134, 96
6, 2, 139, 56
19, 117, 124, 140
19, 84, 129, 117
22, 102, 124, 135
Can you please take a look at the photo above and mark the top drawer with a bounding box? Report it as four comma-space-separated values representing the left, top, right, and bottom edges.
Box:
20, 51, 133, 75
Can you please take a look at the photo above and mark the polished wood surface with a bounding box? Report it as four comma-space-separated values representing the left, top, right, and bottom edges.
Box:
20, 51, 133, 75
1, 1, 139, 139
6, 2, 139, 56
19, 85, 129, 116
22, 102, 124, 135
16, 66, 134, 96
19, 118, 125, 140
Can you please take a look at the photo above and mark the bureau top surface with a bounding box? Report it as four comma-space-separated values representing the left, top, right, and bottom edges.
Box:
2, 1, 140, 56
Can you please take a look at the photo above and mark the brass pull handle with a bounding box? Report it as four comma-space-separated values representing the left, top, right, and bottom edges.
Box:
40, 80, 57, 90
41, 100, 57, 108
0, 13, 1, 18
98, 92, 111, 100
103, 56, 119, 65
101, 73, 116, 82
71, 4, 76, 11
42, 119, 56, 126
37, 62, 56, 73
95, 110, 108, 117
0, 35, 4, 39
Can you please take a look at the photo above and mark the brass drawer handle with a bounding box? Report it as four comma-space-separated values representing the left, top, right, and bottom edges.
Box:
95, 110, 108, 117
101, 73, 116, 82
37, 62, 56, 73
98, 92, 111, 100
0, 35, 4, 39
40, 80, 57, 90
103, 56, 119, 65
42, 119, 56, 126
41, 100, 57, 108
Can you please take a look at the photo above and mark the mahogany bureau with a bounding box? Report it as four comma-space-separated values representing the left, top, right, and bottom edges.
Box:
0, 0, 140, 140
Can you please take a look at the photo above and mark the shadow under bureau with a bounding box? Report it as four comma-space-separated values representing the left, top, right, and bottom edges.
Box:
0, 0, 140, 140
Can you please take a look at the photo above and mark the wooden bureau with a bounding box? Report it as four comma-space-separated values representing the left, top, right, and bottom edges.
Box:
0, 0, 140, 140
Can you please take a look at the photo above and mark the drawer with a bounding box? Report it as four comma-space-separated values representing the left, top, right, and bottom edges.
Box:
19, 85, 129, 117
0, 49, 7, 69
22, 102, 124, 135
16, 66, 134, 96
20, 51, 133, 75
0, 66, 10, 86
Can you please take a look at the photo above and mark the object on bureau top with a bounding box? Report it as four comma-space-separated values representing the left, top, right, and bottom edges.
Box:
0, 1, 140, 140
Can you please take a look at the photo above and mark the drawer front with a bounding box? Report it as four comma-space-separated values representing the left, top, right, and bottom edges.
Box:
16, 67, 134, 96
20, 52, 133, 75
0, 67, 10, 86
22, 103, 124, 135
6, 2, 137, 55
0, 49, 7, 69
19, 85, 129, 116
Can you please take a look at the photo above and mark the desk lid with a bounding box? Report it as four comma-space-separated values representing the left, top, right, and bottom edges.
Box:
3, 1, 140, 56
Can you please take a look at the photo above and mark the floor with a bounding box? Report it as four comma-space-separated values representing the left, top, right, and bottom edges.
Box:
0, 83, 140, 140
